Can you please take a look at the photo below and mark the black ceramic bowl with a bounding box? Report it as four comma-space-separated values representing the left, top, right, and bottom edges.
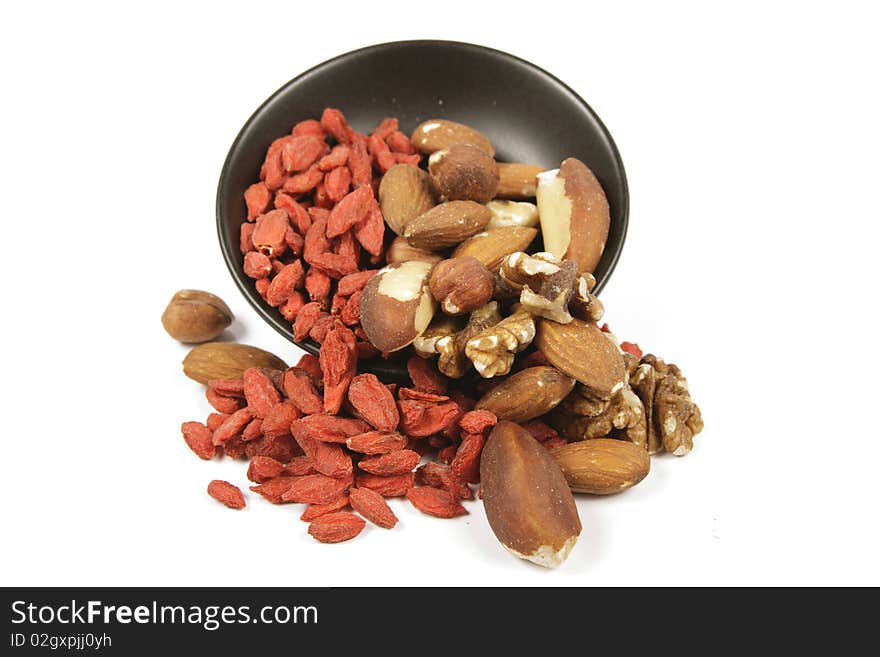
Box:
217, 40, 628, 380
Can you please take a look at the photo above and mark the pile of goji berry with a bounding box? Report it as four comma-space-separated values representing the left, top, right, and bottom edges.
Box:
184, 348, 564, 542
239, 108, 421, 355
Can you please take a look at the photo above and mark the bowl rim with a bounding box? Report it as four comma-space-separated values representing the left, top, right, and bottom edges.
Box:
217, 39, 629, 368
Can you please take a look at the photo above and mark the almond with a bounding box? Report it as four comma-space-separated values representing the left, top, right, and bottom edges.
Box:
451, 226, 538, 272
481, 420, 581, 568
535, 318, 626, 398
385, 236, 444, 266
358, 261, 437, 353
404, 201, 491, 250
429, 143, 499, 203
410, 119, 495, 157
496, 163, 545, 199
378, 164, 436, 236
536, 157, 610, 274
475, 366, 575, 423
551, 439, 650, 495
182, 342, 287, 384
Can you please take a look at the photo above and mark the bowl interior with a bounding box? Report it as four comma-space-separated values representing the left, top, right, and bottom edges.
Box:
218, 40, 628, 380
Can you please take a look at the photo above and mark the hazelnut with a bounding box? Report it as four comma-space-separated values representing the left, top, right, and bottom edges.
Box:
428, 257, 494, 316
428, 143, 499, 203
162, 290, 233, 343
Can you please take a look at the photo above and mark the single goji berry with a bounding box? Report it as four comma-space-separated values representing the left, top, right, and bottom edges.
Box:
308, 512, 365, 543
248, 476, 301, 504
291, 118, 326, 139
305, 267, 331, 303
280, 291, 306, 322
520, 420, 558, 442
416, 462, 473, 501
207, 480, 246, 509
348, 138, 372, 188
371, 117, 398, 141
309, 252, 359, 279
349, 487, 398, 529
353, 199, 385, 256
205, 387, 244, 414
244, 434, 301, 463
282, 474, 350, 504
355, 472, 415, 498
406, 356, 448, 395
255, 278, 270, 301
294, 353, 323, 388
346, 431, 408, 455
398, 400, 460, 437
240, 222, 256, 254
337, 269, 377, 296
205, 413, 228, 432
326, 184, 373, 238
347, 373, 399, 432
300, 415, 371, 442
320, 108, 352, 144
406, 487, 467, 518
181, 421, 215, 460
261, 401, 300, 438
285, 227, 304, 257
283, 368, 324, 415
281, 135, 328, 173
293, 301, 323, 342
397, 388, 450, 403
458, 410, 497, 435
284, 456, 318, 477
358, 449, 420, 476
320, 321, 357, 414
243, 251, 272, 279
324, 166, 352, 203
241, 418, 264, 442
266, 260, 305, 307
450, 432, 485, 484
317, 145, 350, 171
300, 494, 350, 522
243, 368, 282, 419
212, 407, 253, 446
309, 314, 335, 343
244, 181, 272, 220
282, 166, 324, 195
340, 289, 362, 326
274, 192, 311, 235
207, 378, 245, 398
252, 209, 290, 258
386, 130, 416, 155
620, 341, 643, 358
247, 456, 284, 483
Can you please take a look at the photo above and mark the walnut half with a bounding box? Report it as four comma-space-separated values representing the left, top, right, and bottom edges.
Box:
499, 252, 578, 324
465, 310, 536, 378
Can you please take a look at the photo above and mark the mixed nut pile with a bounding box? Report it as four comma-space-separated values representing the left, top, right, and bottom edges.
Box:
164, 109, 703, 568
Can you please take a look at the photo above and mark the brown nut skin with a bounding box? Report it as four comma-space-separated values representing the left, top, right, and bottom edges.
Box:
359, 261, 437, 353
451, 226, 538, 273
428, 257, 494, 316
378, 164, 436, 236
385, 236, 443, 266
496, 163, 545, 199
429, 143, 499, 203
551, 439, 650, 495
475, 366, 575, 422
481, 421, 582, 568
537, 157, 610, 274
535, 318, 626, 399
404, 201, 491, 250
410, 119, 495, 157
182, 343, 287, 384
162, 290, 233, 343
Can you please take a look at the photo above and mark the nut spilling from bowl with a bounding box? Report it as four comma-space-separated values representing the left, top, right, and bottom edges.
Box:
177, 108, 702, 567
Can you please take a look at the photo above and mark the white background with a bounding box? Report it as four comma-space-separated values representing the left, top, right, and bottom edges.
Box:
1, 1, 877, 587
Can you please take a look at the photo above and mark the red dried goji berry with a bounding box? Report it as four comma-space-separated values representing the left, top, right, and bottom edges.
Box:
347, 373, 399, 432
241, 418, 263, 442
247, 456, 284, 483
243, 368, 281, 419
248, 476, 300, 504
348, 138, 372, 188
437, 444, 457, 465
305, 267, 331, 303
346, 431, 408, 455
358, 449, 420, 476
450, 432, 485, 484
212, 407, 253, 446
620, 341, 643, 358
397, 388, 450, 403
207, 480, 246, 509
244, 434, 301, 463
285, 227, 304, 257
458, 410, 497, 435
308, 512, 365, 543
280, 291, 306, 322
282, 166, 323, 195
205, 387, 244, 414
207, 378, 245, 397
282, 474, 350, 504
337, 269, 377, 296
284, 456, 318, 477
406, 356, 448, 395
300, 494, 350, 522
290, 424, 353, 479
353, 199, 385, 257
274, 192, 311, 235
252, 209, 290, 258
398, 400, 460, 437
355, 472, 415, 498
326, 184, 373, 238
300, 415, 370, 442
406, 487, 467, 518
371, 117, 398, 141
262, 146, 287, 191
181, 421, 215, 460
244, 181, 272, 221
294, 353, 323, 388
324, 166, 352, 203
240, 222, 256, 254
291, 118, 326, 139
394, 153, 422, 166
542, 437, 568, 451
317, 145, 350, 171
309, 314, 335, 343
255, 278, 270, 301
283, 368, 324, 415
281, 135, 328, 173
520, 420, 558, 442
320, 108, 352, 144
293, 301, 323, 342
386, 130, 416, 154
416, 462, 472, 501
309, 252, 359, 279
320, 321, 357, 414
266, 260, 305, 307
261, 401, 300, 438
205, 413, 228, 432
340, 289, 361, 326
349, 487, 398, 529
243, 251, 272, 279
